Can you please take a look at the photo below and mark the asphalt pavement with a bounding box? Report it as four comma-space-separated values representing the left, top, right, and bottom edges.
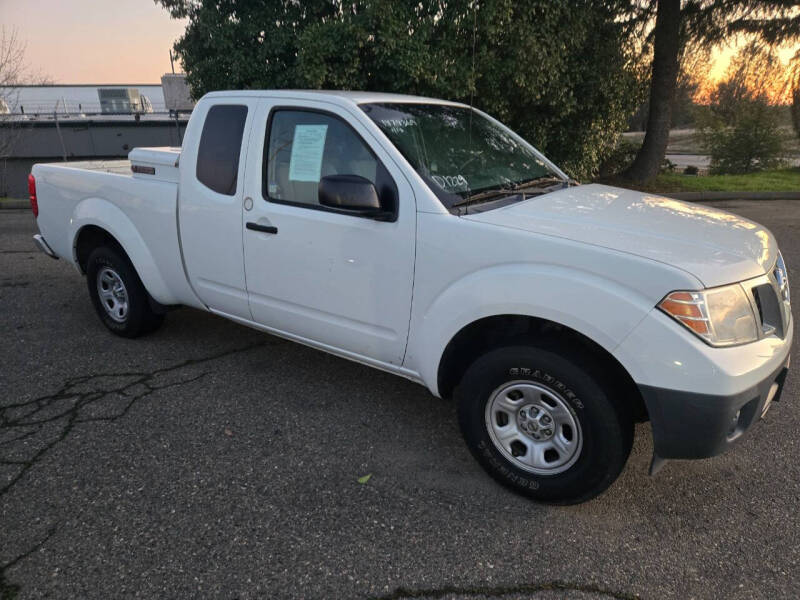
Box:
1, 200, 799, 599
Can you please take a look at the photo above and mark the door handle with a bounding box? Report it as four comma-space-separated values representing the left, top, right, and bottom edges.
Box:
246, 222, 278, 234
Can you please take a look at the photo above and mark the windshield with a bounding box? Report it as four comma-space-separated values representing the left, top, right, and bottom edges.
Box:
360, 102, 565, 209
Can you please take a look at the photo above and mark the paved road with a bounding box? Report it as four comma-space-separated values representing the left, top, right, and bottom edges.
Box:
664, 154, 712, 170
1, 201, 798, 599
663, 155, 800, 170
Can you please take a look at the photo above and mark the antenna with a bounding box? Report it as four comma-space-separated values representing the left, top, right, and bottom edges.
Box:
470, 1, 477, 109
467, 0, 477, 153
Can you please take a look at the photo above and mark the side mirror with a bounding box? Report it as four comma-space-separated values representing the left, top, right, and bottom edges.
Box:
319, 174, 389, 218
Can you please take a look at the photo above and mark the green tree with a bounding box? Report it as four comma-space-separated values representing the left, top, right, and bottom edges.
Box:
671, 47, 709, 128
703, 100, 785, 173
790, 56, 800, 141
699, 44, 787, 174
627, 44, 709, 132
625, 0, 800, 183
156, 0, 643, 180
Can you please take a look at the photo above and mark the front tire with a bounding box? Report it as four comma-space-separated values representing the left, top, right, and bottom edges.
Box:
455, 342, 633, 504
86, 245, 164, 338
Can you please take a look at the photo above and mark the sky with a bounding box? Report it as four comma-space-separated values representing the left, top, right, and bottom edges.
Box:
710, 44, 797, 81
1, 0, 187, 84
1, 0, 797, 94
705, 41, 798, 103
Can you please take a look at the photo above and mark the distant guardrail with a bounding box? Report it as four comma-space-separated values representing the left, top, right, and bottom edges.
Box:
0, 110, 191, 122
7, 101, 169, 113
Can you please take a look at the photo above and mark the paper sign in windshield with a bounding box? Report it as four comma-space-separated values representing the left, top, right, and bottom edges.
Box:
289, 124, 328, 182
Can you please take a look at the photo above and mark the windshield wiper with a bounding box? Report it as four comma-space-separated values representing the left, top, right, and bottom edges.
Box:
451, 176, 565, 209
450, 188, 520, 208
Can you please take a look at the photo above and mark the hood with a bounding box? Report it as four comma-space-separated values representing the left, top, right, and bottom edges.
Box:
465, 184, 776, 288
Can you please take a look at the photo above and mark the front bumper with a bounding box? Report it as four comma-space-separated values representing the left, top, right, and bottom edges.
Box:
639, 356, 790, 459
615, 303, 792, 462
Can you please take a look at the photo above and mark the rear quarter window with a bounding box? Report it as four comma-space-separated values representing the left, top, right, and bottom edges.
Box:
196, 104, 248, 195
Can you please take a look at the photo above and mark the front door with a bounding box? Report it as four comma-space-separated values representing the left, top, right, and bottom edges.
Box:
242, 100, 416, 365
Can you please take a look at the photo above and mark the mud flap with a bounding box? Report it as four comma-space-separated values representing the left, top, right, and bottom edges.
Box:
649, 452, 667, 476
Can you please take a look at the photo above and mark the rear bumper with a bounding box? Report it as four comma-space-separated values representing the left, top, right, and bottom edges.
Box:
640, 356, 790, 459
33, 234, 58, 259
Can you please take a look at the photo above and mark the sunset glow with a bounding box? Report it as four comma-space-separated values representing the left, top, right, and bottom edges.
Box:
699, 41, 799, 104
1, 0, 187, 84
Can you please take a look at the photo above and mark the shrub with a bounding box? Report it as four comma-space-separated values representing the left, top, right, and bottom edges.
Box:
683, 165, 699, 175
701, 97, 785, 174
699, 44, 788, 175
597, 139, 639, 178
660, 158, 677, 173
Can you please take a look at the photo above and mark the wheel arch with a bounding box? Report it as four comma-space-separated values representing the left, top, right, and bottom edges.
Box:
75, 224, 124, 272
436, 314, 648, 423
69, 198, 178, 304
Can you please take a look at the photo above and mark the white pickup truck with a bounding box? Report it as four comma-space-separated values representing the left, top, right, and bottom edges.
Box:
30, 90, 792, 503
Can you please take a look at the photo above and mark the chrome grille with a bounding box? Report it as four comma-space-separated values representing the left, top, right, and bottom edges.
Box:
774, 252, 790, 304
742, 252, 792, 339
751, 282, 783, 338
747, 253, 791, 340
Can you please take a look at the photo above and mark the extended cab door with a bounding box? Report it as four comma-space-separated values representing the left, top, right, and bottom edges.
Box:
241, 99, 416, 365
178, 97, 259, 318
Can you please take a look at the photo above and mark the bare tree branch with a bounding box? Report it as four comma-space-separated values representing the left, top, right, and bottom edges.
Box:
0, 26, 51, 195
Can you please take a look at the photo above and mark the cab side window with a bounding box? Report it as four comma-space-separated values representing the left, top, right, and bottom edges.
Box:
264, 110, 388, 209
196, 104, 248, 196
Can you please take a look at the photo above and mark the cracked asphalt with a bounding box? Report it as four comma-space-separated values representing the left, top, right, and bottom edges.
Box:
1, 200, 799, 599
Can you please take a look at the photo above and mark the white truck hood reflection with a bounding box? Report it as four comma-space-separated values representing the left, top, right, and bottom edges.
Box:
464, 184, 775, 288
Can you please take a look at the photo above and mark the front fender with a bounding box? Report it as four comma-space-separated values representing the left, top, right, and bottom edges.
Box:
70, 197, 178, 305
405, 263, 658, 396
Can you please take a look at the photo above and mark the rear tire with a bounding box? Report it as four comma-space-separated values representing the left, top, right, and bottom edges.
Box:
455, 341, 633, 504
86, 245, 164, 338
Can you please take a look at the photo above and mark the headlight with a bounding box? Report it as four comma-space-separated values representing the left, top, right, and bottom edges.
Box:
658, 284, 759, 347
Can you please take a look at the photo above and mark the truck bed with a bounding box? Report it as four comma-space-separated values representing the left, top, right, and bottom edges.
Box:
31, 147, 198, 307
49, 159, 133, 175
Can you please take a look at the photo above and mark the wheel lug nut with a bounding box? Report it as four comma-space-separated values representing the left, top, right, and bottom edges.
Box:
541, 415, 551, 424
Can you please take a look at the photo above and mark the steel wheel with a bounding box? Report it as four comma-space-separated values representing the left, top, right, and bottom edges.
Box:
96, 266, 129, 323
485, 380, 583, 475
